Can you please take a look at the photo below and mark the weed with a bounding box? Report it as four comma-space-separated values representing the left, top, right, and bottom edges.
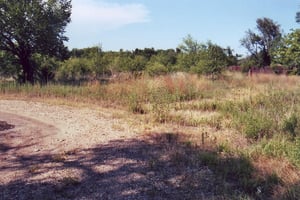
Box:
60, 176, 80, 186
252, 136, 300, 168
28, 165, 40, 174
52, 153, 66, 162
217, 142, 231, 154
283, 113, 299, 138
127, 92, 146, 114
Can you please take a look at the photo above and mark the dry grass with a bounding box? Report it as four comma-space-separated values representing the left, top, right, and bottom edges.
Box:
1, 71, 300, 198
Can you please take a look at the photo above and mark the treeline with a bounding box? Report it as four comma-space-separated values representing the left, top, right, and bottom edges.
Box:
0, 0, 300, 85
0, 35, 240, 84
58, 37, 239, 82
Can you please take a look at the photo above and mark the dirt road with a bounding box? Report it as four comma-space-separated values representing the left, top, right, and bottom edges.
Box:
0, 100, 217, 200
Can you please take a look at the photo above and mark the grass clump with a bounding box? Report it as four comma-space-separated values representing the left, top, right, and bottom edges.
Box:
252, 136, 300, 168
220, 90, 300, 140
283, 113, 300, 138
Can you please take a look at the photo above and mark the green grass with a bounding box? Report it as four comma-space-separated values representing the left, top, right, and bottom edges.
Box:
219, 90, 300, 140
250, 136, 300, 168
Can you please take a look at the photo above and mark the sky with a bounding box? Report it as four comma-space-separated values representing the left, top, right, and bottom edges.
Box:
65, 0, 300, 56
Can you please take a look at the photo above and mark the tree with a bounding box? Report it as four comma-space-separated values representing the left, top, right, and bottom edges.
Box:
150, 49, 177, 69
177, 35, 205, 70
178, 34, 204, 54
0, 0, 71, 84
241, 17, 282, 67
192, 42, 228, 78
272, 29, 300, 74
224, 47, 239, 66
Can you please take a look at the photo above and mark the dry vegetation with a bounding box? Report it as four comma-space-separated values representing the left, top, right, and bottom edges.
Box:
1, 72, 300, 199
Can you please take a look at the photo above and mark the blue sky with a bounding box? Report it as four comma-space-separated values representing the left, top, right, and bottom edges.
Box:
65, 0, 299, 56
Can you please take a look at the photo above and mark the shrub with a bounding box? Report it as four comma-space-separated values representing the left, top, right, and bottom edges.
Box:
127, 92, 146, 114
145, 62, 168, 76
243, 113, 273, 139
283, 113, 299, 138
56, 57, 93, 82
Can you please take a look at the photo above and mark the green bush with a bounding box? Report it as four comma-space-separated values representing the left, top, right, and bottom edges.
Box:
145, 62, 168, 76
56, 57, 93, 82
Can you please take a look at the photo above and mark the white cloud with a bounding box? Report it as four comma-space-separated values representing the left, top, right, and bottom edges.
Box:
70, 0, 150, 30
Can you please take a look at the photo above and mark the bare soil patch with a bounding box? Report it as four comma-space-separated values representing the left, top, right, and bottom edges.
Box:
0, 100, 224, 200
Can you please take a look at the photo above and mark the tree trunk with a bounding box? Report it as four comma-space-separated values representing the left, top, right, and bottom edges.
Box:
19, 53, 35, 84
262, 49, 271, 67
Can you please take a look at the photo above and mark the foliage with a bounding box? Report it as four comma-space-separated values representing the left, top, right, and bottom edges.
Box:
145, 62, 168, 76
193, 42, 228, 77
177, 35, 204, 70
178, 35, 234, 76
224, 47, 239, 66
241, 17, 282, 67
0, 0, 71, 84
177, 52, 199, 71
0, 51, 19, 78
133, 48, 157, 60
239, 56, 257, 72
272, 29, 300, 74
149, 49, 178, 69
178, 34, 205, 54
57, 57, 93, 83
32, 54, 59, 84
0, 27, 238, 82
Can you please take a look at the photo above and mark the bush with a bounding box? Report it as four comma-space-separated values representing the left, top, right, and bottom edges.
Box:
145, 62, 168, 76
56, 57, 93, 82
127, 92, 146, 114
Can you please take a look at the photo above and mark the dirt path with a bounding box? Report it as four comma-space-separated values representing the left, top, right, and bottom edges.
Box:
0, 100, 139, 151
0, 100, 219, 200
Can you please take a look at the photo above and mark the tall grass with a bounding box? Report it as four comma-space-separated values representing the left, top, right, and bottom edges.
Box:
2, 72, 300, 198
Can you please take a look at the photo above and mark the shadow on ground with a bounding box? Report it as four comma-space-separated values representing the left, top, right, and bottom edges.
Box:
0, 132, 284, 200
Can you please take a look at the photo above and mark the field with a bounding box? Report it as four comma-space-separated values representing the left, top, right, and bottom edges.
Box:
1, 72, 300, 199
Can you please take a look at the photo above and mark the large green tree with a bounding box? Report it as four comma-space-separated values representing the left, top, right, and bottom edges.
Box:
0, 0, 71, 84
241, 17, 282, 67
